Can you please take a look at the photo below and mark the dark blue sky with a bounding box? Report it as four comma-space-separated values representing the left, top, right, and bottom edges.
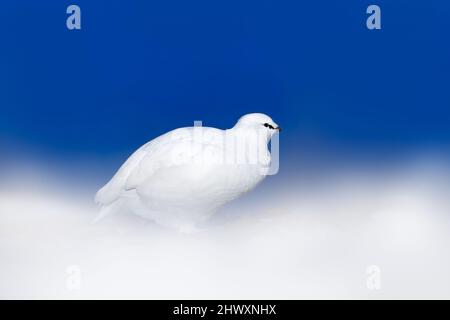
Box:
1, 1, 449, 161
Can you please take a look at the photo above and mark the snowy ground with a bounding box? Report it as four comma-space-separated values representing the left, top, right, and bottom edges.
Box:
1, 156, 450, 299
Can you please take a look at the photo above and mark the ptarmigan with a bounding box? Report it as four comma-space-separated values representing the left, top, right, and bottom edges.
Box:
95, 113, 280, 231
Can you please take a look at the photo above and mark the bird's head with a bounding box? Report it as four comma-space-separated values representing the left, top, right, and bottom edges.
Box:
233, 113, 281, 138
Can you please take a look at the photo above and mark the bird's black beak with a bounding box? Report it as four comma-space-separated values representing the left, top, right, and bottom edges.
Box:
275, 127, 282, 132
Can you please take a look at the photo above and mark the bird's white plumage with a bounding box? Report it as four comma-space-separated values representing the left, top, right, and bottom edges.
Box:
95, 113, 280, 231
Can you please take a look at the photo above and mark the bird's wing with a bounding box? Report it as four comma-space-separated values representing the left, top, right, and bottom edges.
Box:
95, 127, 224, 206
124, 127, 224, 190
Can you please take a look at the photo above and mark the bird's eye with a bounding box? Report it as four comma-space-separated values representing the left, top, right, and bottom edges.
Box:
263, 123, 269, 128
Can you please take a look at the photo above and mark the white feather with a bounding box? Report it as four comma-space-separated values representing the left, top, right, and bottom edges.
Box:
95, 113, 280, 230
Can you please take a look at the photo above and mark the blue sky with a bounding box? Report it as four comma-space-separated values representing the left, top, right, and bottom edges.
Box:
1, 1, 449, 163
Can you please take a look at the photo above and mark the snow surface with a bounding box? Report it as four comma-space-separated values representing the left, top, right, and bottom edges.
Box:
1, 156, 450, 299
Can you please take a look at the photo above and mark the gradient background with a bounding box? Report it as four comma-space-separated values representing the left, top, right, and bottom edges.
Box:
1, 1, 450, 299
1, 1, 449, 172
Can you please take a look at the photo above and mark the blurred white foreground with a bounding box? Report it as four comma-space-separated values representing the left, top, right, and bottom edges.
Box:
1, 157, 450, 299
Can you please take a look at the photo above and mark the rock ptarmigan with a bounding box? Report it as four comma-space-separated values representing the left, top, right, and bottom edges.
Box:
95, 113, 281, 232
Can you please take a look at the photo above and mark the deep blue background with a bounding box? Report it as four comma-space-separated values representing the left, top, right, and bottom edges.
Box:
1, 1, 449, 164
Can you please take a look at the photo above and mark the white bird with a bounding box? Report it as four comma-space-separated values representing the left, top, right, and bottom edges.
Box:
95, 113, 281, 231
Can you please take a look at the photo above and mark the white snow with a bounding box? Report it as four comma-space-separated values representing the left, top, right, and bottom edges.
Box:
1, 155, 450, 299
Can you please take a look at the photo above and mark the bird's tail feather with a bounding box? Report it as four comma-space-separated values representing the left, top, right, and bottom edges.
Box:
92, 203, 116, 224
